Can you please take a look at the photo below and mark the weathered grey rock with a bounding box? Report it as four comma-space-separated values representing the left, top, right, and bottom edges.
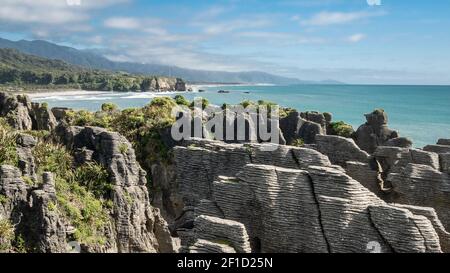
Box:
172, 139, 447, 253
388, 164, 450, 231
298, 120, 324, 144
301, 111, 329, 133
0, 92, 33, 130
440, 153, 450, 174
280, 110, 328, 145
55, 125, 177, 253
188, 239, 236, 253
16, 133, 37, 178
190, 215, 252, 253
392, 204, 450, 253
346, 161, 381, 197
374, 146, 440, 174
73, 148, 94, 165
384, 137, 413, 149
355, 109, 399, 153
0, 92, 57, 131
30, 102, 57, 131
368, 205, 441, 253
150, 163, 183, 221
279, 110, 302, 145
29, 172, 67, 253
1, 169, 70, 253
424, 145, 450, 154
315, 135, 370, 167
0, 165, 29, 220
437, 139, 450, 146
410, 149, 441, 170
51, 107, 71, 122
175, 78, 187, 91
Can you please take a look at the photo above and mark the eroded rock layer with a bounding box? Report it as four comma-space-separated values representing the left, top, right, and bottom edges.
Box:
172, 139, 448, 253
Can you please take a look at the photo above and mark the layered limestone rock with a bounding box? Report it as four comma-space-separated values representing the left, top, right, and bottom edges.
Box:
0, 167, 67, 253
0, 92, 33, 130
15, 133, 37, 179
314, 135, 370, 167
0, 92, 56, 131
143, 77, 186, 92
188, 239, 236, 253
437, 139, 450, 146
183, 215, 252, 253
171, 139, 448, 253
423, 144, 450, 154
279, 110, 328, 144
388, 164, 450, 231
55, 125, 177, 253
1, 124, 178, 253
0, 165, 29, 222
354, 109, 411, 153
28, 172, 67, 253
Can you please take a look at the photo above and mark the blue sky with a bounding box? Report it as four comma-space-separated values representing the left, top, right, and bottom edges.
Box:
1, 0, 450, 84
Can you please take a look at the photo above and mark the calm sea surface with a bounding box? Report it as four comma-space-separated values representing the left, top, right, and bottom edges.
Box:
31, 84, 450, 148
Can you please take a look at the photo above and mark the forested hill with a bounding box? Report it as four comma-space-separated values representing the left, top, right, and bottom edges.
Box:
0, 47, 83, 72
0, 48, 186, 92
0, 37, 308, 85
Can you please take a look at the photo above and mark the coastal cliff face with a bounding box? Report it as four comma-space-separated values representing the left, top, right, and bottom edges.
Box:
2, 91, 450, 253
170, 139, 447, 253
0, 93, 177, 253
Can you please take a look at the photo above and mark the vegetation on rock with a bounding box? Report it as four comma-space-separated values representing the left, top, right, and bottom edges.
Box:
0, 48, 185, 92
0, 118, 18, 167
30, 134, 112, 246
329, 121, 355, 138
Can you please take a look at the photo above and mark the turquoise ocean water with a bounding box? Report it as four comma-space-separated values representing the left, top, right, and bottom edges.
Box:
31, 84, 450, 148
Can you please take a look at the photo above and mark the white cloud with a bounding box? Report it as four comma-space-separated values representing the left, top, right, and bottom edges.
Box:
0, 0, 129, 24
202, 18, 273, 35
104, 17, 141, 29
290, 15, 301, 22
104, 17, 169, 36
347, 33, 366, 43
301, 10, 384, 26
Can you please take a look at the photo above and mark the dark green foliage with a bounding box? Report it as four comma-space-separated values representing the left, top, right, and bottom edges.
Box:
101, 103, 118, 112
329, 121, 355, 138
174, 95, 190, 106
63, 97, 178, 167
0, 48, 181, 92
32, 138, 111, 245
0, 118, 18, 167
73, 163, 111, 199
291, 138, 305, 147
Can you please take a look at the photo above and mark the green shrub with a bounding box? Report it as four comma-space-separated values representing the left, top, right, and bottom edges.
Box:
101, 103, 118, 112
291, 138, 305, 147
0, 218, 14, 252
330, 121, 354, 138
13, 234, 27, 253
32, 139, 112, 246
73, 163, 111, 198
0, 118, 18, 167
240, 100, 255, 108
33, 142, 73, 178
65, 110, 96, 126
174, 95, 190, 106
21, 130, 50, 140
0, 194, 9, 204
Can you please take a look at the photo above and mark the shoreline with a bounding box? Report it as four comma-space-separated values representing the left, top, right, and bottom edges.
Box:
18, 83, 267, 98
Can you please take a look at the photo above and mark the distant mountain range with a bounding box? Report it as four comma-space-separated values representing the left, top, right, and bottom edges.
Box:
0, 37, 342, 85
